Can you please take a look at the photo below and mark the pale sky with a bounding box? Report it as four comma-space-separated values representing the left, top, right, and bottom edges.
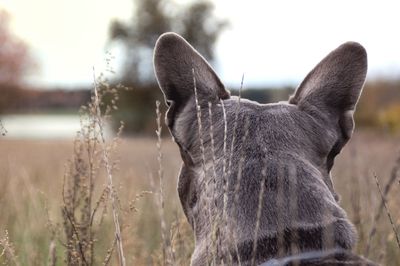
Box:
1, 0, 400, 88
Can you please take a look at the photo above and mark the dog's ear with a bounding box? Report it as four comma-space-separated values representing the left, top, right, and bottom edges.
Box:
153, 32, 229, 130
289, 42, 367, 141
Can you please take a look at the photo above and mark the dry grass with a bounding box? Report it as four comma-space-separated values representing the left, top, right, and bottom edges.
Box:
0, 137, 188, 265
333, 131, 400, 265
0, 130, 399, 265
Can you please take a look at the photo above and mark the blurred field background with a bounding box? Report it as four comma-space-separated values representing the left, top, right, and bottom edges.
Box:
1, 0, 400, 265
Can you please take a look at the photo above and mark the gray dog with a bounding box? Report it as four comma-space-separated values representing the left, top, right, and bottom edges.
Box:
153, 32, 376, 266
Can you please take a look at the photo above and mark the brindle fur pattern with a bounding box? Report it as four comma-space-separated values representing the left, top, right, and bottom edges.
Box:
153, 32, 376, 265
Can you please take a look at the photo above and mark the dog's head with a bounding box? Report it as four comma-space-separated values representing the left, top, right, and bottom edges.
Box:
154, 32, 367, 265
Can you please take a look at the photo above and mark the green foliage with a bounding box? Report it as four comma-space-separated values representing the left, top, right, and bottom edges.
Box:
355, 79, 400, 132
378, 104, 400, 133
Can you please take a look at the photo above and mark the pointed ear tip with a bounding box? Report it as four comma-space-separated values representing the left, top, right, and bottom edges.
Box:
155, 32, 185, 51
340, 41, 367, 58
154, 32, 188, 67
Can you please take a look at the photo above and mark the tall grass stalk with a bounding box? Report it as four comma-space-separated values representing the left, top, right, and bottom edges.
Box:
220, 99, 234, 264
365, 152, 400, 256
93, 69, 126, 266
207, 101, 219, 265
220, 99, 228, 223
372, 173, 400, 250
251, 167, 266, 266
224, 74, 244, 264
227, 73, 244, 174
155, 100, 174, 265
47, 240, 56, 266
232, 117, 250, 266
192, 69, 216, 264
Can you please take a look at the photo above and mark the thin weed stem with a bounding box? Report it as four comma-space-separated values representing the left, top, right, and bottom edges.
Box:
223, 74, 244, 265
208, 101, 219, 265
0, 119, 7, 136
365, 152, 400, 256
62, 206, 89, 265
220, 99, 233, 264
373, 173, 400, 250
221, 99, 228, 221
192, 69, 214, 264
0, 230, 20, 266
232, 117, 250, 266
155, 101, 172, 265
228, 73, 244, 173
47, 240, 57, 266
250, 162, 267, 266
103, 236, 117, 266
93, 68, 125, 266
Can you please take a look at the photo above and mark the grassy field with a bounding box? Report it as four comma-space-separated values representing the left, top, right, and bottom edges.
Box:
0, 131, 399, 265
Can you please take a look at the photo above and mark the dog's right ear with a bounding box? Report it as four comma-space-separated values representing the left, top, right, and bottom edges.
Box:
153, 32, 229, 130
289, 42, 367, 142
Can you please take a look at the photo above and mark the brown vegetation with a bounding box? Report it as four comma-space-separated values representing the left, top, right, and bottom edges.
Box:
0, 129, 399, 265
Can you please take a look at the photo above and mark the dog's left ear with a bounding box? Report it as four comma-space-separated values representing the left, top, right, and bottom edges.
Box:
289, 42, 367, 141
153, 32, 229, 130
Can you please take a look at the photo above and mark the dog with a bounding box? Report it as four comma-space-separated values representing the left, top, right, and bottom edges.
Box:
153, 32, 376, 265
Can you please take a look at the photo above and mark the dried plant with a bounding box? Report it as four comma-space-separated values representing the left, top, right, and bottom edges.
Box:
47, 240, 56, 266
372, 173, 400, 250
93, 69, 126, 266
154, 100, 173, 265
0, 120, 6, 136
365, 151, 400, 256
0, 231, 19, 266
61, 70, 126, 266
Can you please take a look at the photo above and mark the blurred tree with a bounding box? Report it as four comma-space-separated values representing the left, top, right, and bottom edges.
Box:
109, 0, 228, 85
0, 10, 35, 113
0, 10, 33, 86
106, 0, 228, 134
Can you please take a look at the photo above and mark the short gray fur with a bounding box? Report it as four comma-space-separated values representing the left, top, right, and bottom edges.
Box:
153, 32, 376, 266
